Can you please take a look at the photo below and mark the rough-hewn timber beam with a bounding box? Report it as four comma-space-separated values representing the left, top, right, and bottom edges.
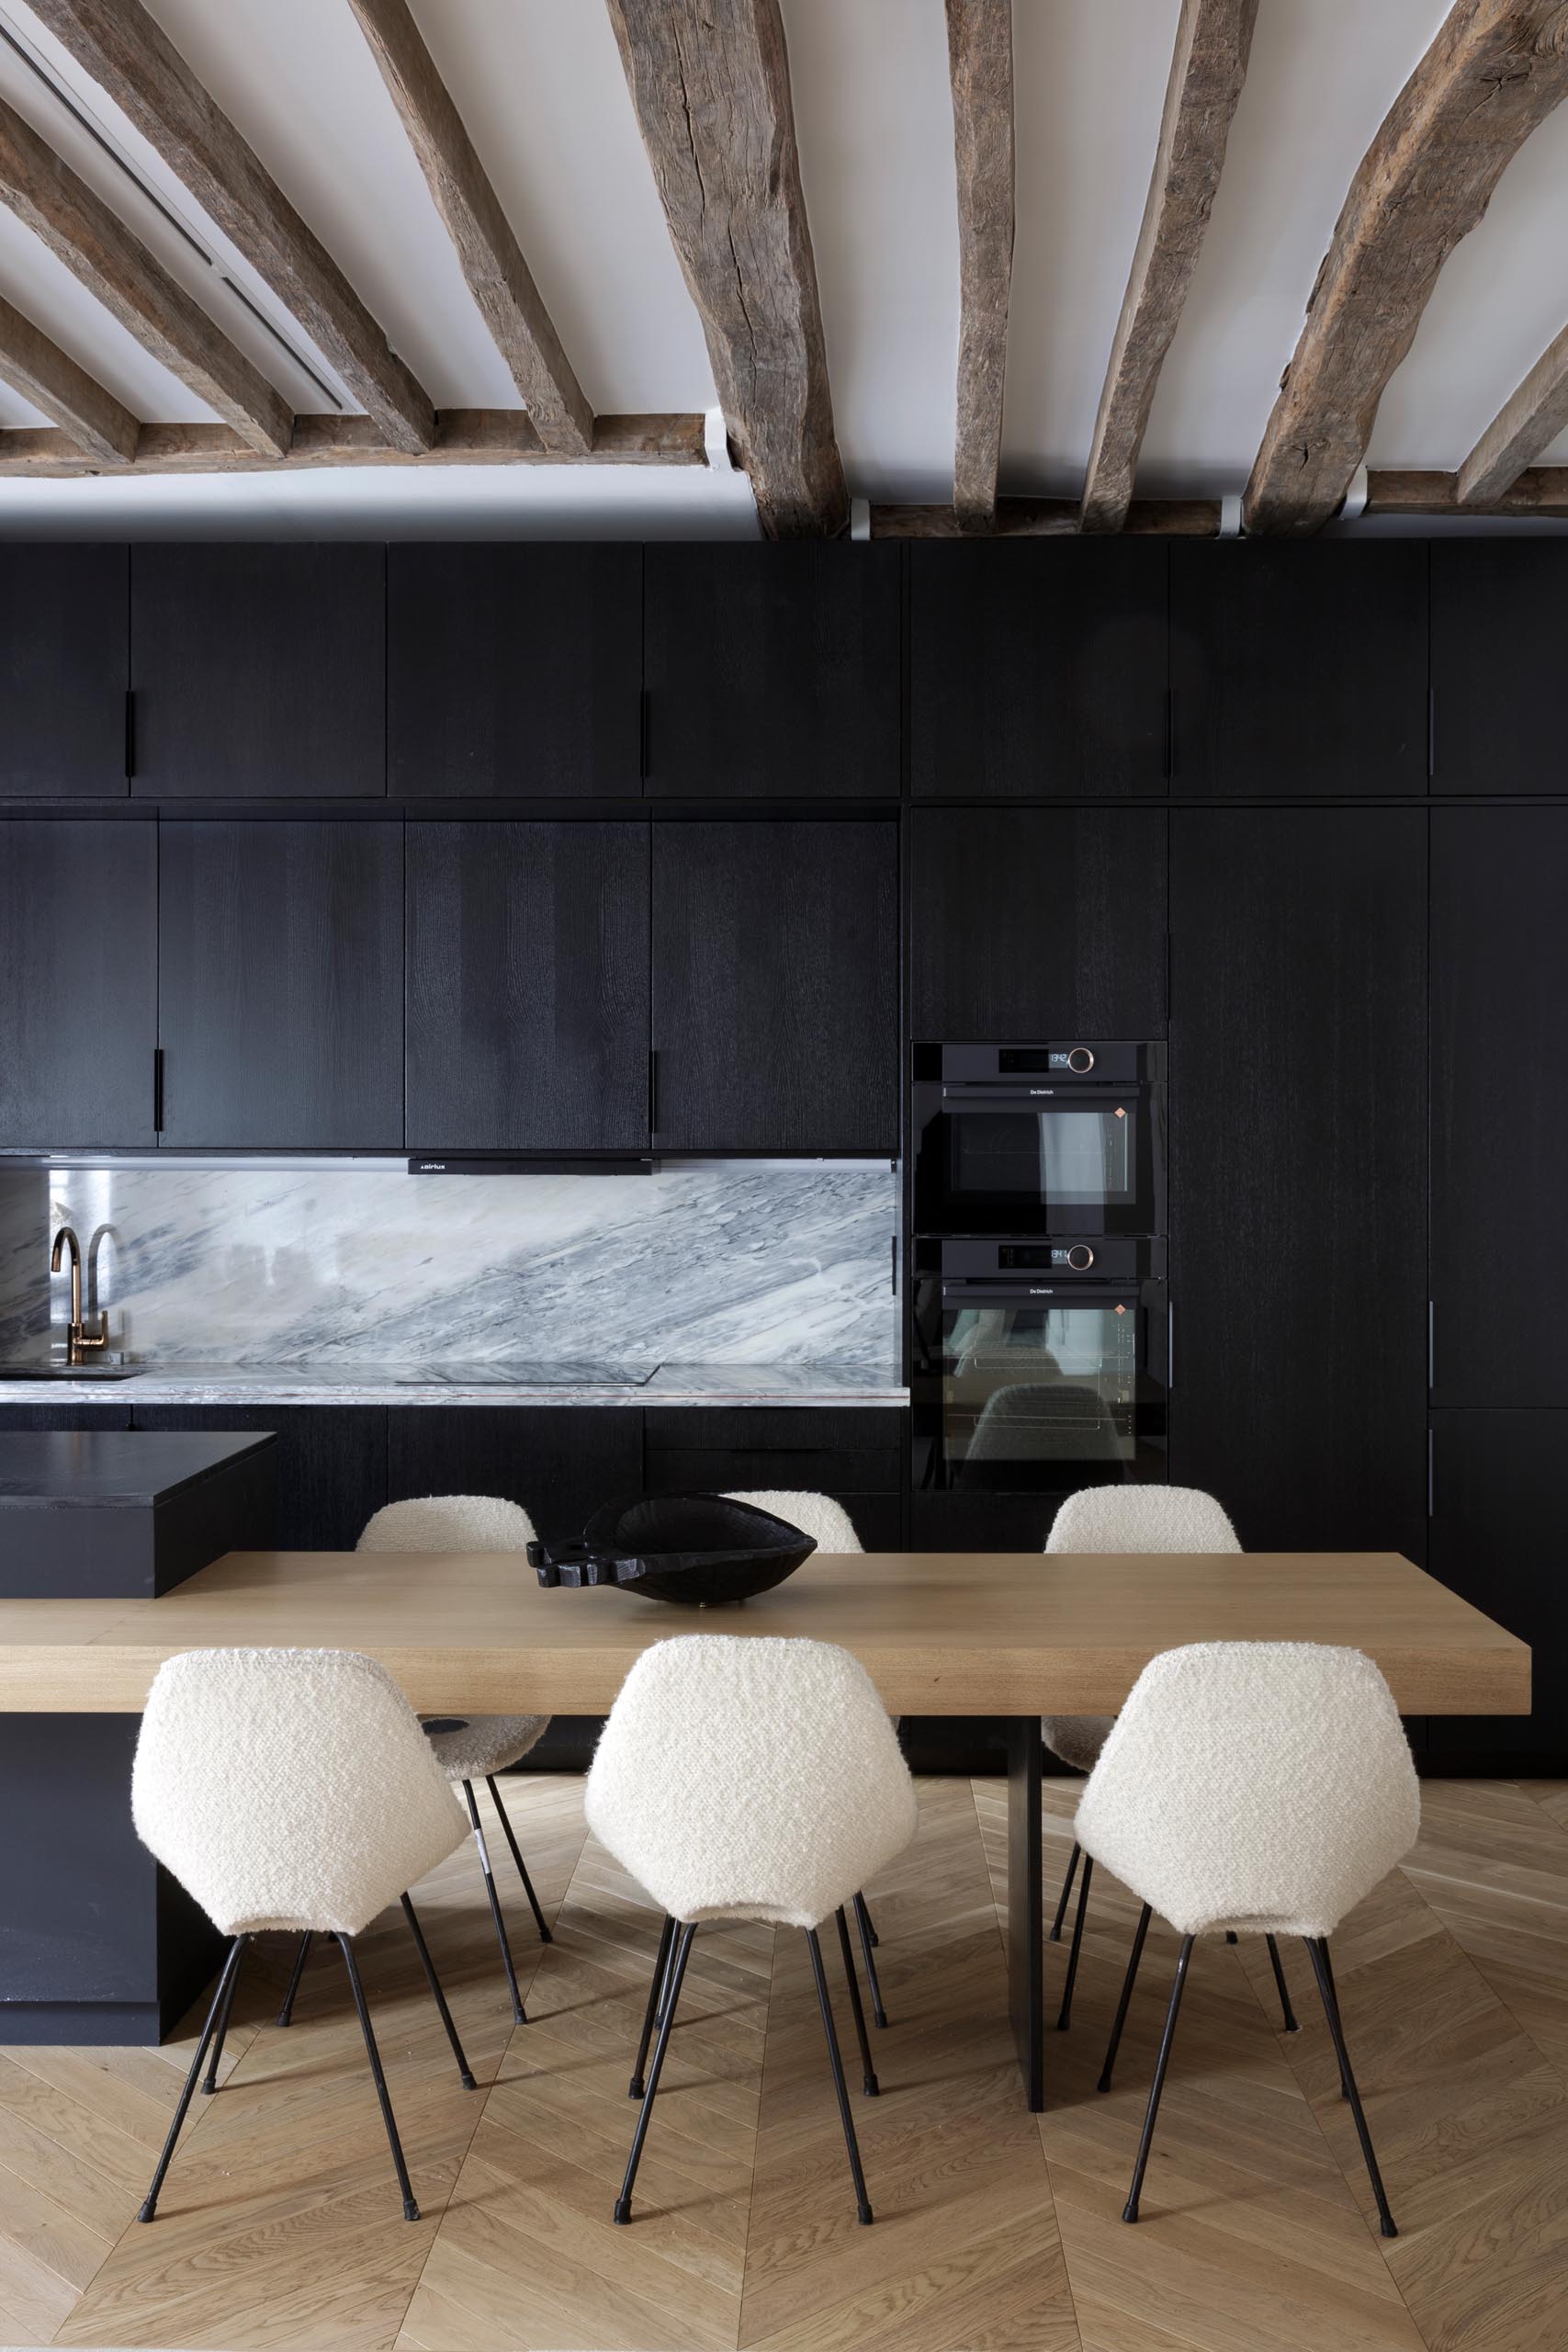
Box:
1080, 0, 1258, 533
0, 410, 707, 477
1456, 322, 1568, 503
28, 0, 434, 453
1247, 0, 1568, 536
870, 499, 1224, 537
604, 0, 846, 537
0, 292, 139, 462
345, 0, 592, 454
944, 0, 1013, 532
0, 95, 289, 457
1367, 464, 1568, 516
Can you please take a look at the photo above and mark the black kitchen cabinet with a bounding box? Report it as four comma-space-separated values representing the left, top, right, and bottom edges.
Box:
908, 805, 1168, 1038
407, 821, 650, 1151
158, 820, 402, 1148
0, 820, 157, 1148
1428, 1411, 1561, 1763
1169, 808, 1427, 1555
389, 546, 641, 797
0, 546, 128, 796
644, 1406, 904, 1547
0, 1406, 132, 1430
130, 546, 385, 797
643, 546, 900, 797
909, 540, 1168, 797
387, 1406, 642, 1544
1169, 541, 1428, 796
1431, 808, 1568, 1405
1431, 541, 1568, 793
130, 1406, 388, 1551
652, 820, 898, 1150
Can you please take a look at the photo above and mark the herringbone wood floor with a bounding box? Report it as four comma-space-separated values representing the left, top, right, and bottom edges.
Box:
3, 1773, 1567, 2350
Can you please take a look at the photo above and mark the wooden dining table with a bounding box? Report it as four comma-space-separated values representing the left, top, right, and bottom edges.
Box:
0, 1545, 1529, 2098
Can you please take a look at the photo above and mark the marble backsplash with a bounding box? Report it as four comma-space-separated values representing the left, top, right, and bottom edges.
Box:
0, 1162, 899, 1368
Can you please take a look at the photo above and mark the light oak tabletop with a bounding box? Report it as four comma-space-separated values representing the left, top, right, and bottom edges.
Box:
0, 1548, 1529, 1716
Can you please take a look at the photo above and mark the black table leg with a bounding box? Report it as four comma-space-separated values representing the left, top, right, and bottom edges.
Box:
1005, 1715, 1044, 2110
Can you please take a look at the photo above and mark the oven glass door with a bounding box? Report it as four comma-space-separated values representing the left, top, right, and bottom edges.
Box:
924, 1283, 1153, 1493
918, 1087, 1163, 1236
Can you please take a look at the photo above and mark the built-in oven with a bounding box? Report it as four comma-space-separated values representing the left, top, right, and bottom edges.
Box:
910, 1236, 1168, 1497
911, 1041, 1166, 1238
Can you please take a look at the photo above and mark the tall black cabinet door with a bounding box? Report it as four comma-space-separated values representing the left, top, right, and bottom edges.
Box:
1169, 808, 1427, 1554
407, 821, 650, 1150
389, 547, 641, 797
130, 547, 385, 797
1170, 542, 1428, 796
1428, 1412, 1559, 1760
643, 547, 900, 797
1431, 807, 1568, 1405
158, 821, 402, 1148
908, 806, 1168, 1037
0, 820, 157, 1147
1431, 542, 1568, 793
0, 547, 128, 797
652, 820, 898, 1150
909, 540, 1168, 797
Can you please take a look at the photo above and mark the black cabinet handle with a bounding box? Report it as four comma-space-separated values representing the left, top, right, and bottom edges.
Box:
152, 1047, 164, 1134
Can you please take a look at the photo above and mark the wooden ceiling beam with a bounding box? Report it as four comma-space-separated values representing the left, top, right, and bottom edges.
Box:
944, 0, 1013, 533
0, 409, 707, 476
0, 95, 289, 456
1366, 464, 1568, 516
345, 0, 592, 455
1246, 1, 1568, 536
0, 292, 139, 462
870, 498, 1224, 537
27, 0, 434, 453
1456, 322, 1568, 503
1080, 0, 1258, 534
604, 0, 846, 537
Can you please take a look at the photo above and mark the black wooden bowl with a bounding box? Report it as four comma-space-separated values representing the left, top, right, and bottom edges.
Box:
527, 1493, 816, 1606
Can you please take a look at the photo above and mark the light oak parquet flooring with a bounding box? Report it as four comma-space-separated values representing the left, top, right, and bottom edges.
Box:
5, 1775, 1568, 2349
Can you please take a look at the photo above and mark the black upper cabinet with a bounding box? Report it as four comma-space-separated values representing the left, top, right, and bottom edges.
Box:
643, 546, 900, 797
1431, 542, 1568, 792
0, 547, 128, 797
158, 821, 402, 1148
1431, 808, 1568, 1405
0, 820, 157, 1148
1169, 808, 1427, 1555
389, 546, 640, 798
908, 805, 1168, 1037
1170, 542, 1428, 795
652, 820, 898, 1149
130, 546, 385, 798
406, 820, 650, 1150
1427, 1411, 1563, 1758
908, 540, 1168, 797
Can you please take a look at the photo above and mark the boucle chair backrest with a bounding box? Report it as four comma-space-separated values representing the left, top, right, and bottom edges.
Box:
1074, 1642, 1420, 1939
359, 1494, 536, 1552
723, 1490, 863, 1553
132, 1648, 468, 1939
585, 1634, 917, 1929
1046, 1484, 1240, 1554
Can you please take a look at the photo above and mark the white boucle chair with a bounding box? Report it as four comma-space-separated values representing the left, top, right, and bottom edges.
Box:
1079, 1641, 1419, 2234
276, 1494, 552, 2032
131, 1647, 477, 2225
586, 1633, 918, 2227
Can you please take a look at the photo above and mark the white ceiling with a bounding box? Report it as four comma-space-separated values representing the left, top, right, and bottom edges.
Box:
0, 0, 1565, 534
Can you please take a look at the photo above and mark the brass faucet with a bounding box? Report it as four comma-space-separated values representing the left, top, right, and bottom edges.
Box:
51, 1226, 108, 1364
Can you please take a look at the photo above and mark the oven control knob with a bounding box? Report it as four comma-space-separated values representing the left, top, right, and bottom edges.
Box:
1066, 1046, 1096, 1073
1066, 1244, 1096, 1271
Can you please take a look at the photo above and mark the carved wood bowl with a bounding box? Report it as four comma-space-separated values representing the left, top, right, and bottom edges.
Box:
528, 1493, 817, 1606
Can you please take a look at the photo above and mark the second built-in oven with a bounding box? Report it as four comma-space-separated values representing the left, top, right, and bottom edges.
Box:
911, 1041, 1166, 1238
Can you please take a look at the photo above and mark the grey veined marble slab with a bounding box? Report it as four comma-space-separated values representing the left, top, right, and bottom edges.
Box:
0, 1360, 908, 1408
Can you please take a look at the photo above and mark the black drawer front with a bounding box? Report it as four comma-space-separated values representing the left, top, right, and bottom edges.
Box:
643, 1407, 904, 1499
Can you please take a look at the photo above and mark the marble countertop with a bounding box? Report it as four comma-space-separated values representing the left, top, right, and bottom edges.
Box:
0, 1361, 909, 1408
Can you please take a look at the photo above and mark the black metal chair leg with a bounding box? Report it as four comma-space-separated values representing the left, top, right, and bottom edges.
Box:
464, 1779, 526, 2025
200, 1933, 247, 2093
629, 1915, 675, 2098
1225, 1930, 1238, 1943
1305, 1939, 1398, 2238
1057, 1854, 1094, 2030
806, 1927, 874, 2225
835, 1906, 879, 2096
485, 1774, 553, 1943
1266, 1933, 1300, 2032
140, 1937, 246, 2222
338, 1934, 421, 2222
400, 1893, 477, 2089
1123, 1934, 1195, 2223
276, 1930, 312, 2026
1098, 1902, 1152, 2092
852, 1891, 889, 2028
1049, 1841, 1080, 1943
615, 1921, 695, 2223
